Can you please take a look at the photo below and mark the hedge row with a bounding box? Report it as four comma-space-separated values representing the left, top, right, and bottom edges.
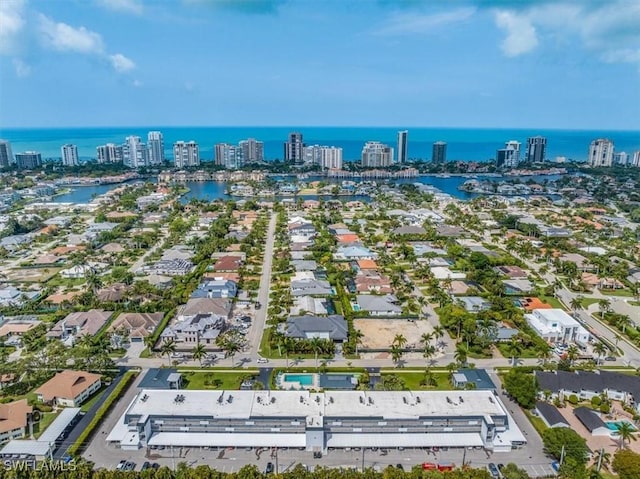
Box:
67, 370, 137, 456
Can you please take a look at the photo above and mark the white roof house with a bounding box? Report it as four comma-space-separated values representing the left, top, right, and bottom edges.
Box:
525, 309, 589, 346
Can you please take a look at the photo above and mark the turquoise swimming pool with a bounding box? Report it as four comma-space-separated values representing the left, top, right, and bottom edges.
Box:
606, 421, 637, 432
283, 374, 314, 386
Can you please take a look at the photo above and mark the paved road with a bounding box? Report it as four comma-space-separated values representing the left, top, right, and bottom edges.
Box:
128, 228, 168, 273
53, 368, 129, 460
245, 212, 276, 358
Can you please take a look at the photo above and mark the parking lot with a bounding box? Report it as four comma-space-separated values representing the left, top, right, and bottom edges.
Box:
85, 441, 556, 477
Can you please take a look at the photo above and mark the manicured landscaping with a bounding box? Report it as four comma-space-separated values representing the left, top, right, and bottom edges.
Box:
181, 371, 256, 390
580, 297, 600, 309
33, 410, 60, 438
524, 410, 548, 437
381, 371, 452, 390
80, 386, 108, 413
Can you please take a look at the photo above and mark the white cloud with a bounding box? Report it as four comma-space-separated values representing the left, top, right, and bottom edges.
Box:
132, 79, 143, 87
493, 1, 640, 66
494, 10, 538, 57
109, 53, 136, 72
375, 7, 476, 36
0, 0, 26, 55
38, 14, 104, 53
12, 58, 31, 77
96, 0, 143, 15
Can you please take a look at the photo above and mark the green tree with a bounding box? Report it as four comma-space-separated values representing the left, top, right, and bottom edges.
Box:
160, 339, 177, 366
612, 449, 640, 479
191, 343, 206, 366
501, 463, 532, 479
542, 427, 589, 466
614, 421, 638, 450
503, 368, 538, 408
309, 336, 324, 371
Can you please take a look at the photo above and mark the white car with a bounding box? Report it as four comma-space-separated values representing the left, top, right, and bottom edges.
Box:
256, 358, 269, 364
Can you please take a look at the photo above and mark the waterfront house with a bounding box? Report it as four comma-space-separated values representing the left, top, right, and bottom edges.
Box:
35, 370, 101, 407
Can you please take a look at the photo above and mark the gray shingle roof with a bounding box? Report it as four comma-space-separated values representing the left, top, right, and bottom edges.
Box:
573, 407, 607, 433
535, 370, 640, 404
535, 401, 569, 428
285, 315, 348, 341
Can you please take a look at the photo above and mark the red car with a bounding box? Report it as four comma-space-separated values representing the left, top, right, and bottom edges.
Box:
422, 463, 437, 470
437, 463, 455, 471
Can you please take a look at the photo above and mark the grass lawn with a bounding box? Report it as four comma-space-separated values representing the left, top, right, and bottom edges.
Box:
538, 295, 564, 309
80, 386, 108, 413
496, 343, 540, 359
629, 301, 640, 306
580, 297, 600, 309
181, 371, 256, 390
524, 410, 548, 437
33, 411, 60, 438
382, 371, 452, 390
602, 289, 634, 297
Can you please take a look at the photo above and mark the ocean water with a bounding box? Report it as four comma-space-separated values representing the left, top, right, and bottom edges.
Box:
1, 127, 639, 162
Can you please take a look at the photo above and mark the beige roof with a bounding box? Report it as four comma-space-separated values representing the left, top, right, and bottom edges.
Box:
35, 370, 101, 402
109, 312, 164, 338
181, 298, 232, 318
0, 320, 40, 337
0, 399, 32, 434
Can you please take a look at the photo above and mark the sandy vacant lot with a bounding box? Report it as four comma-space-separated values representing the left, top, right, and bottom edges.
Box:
354, 318, 434, 350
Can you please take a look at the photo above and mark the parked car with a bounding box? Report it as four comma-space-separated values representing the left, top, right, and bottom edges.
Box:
116, 460, 126, 471
141, 462, 150, 471
265, 462, 274, 474
257, 358, 269, 364
396, 464, 404, 470
313, 451, 322, 459
487, 463, 500, 478
124, 462, 135, 471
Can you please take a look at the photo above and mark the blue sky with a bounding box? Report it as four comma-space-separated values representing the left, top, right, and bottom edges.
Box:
0, 0, 639, 129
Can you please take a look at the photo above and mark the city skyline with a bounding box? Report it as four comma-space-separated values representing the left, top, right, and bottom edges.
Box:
0, 0, 638, 130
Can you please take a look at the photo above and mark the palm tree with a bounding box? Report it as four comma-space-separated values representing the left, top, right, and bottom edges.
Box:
566, 344, 580, 366
593, 342, 608, 365
593, 449, 611, 472
433, 325, 446, 349
454, 344, 468, 367
309, 337, 324, 371
570, 296, 584, 312
160, 339, 177, 366
598, 299, 611, 314
143, 335, 156, 352
217, 332, 243, 367
505, 338, 523, 366
191, 343, 206, 366
390, 344, 404, 367
392, 334, 407, 349
85, 271, 103, 295
617, 315, 632, 334
420, 332, 434, 349
352, 329, 364, 356
614, 421, 637, 450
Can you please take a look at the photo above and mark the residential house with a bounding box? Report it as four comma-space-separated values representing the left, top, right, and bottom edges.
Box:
451, 369, 496, 390
290, 296, 330, 316
284, 315, 348, 342
411, 242, 447, 256
161, 245, 194, 262
435, 225, 465, 238
535, 370, 640, 413
336, 234, 361, 245
559, 253, 595, 272
35, 370, 102, 407
494, 265, 528, 279
334, 245, 377, 261
0, 287, 39, 307
353, 270, 393, 294
0, 234, 32, 251
356, 294, 402, 316
292, 260, 318, 272
191, 279, 238, 299
392, 225, 427, 236
581, 273, 624, 290
431, 266, 466, 280
456, 296, 491, 313
353, 259, 379, 271
525, 309, 589, 345
139, 368, 183, 390
213, 255, 243, 272
46, 309, 113, 345
288, 222, 316, 238
60, 264, 98, 279
0, 400, 32, 445
141, 259, 194, 276
108, 312, 164, 342
161, 314, 226, 347
291, 277, 332, 297
503, 279, 535, 294
97, 283, 128, 302
0, 318, 41, 346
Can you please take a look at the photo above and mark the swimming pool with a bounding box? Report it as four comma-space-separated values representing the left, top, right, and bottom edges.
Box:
283, 374, 314, 386
606, 421, 637, 432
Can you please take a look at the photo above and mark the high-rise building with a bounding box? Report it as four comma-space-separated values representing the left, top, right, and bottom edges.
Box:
496, 141, 521, 168
361, 141, 393, 168
432, 141, 447, 164
284, 132, 304, 165
588, 139, 614, 167
239, 138, 264, 164
173, 141, 200, 168
97, 143, 122, 164
61, 144, 79, 167
303, 145, 343, 170
614, 152, 629, 166
397, 130, 408, 164
215, 143, 243, 169
0, 140, 14, 168
525, 136, 547, 163
15, 151, 42, 170
123, 136, 148, 168
633, 151, 640, 168
147, 131, 165, 165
